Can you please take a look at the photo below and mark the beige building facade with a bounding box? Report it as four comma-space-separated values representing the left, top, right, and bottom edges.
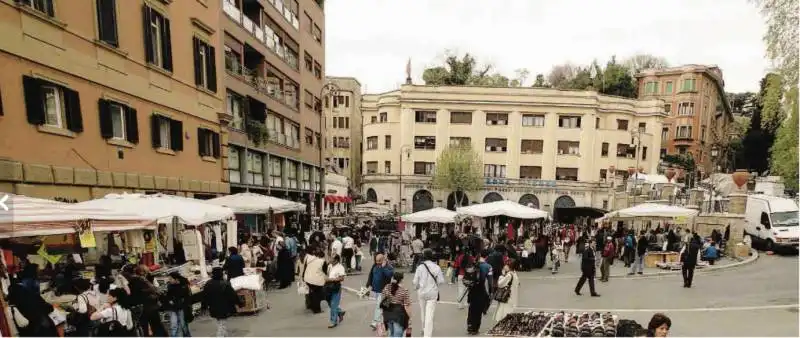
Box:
323, 76, 362, 188
220, 0, 326, 211
0, 0, 227, 201
361, 85, 666, 214
636, 64, 733, 174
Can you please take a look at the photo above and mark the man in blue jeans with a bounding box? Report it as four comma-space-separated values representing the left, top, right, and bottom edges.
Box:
326, 255, 346, 328
365, 253, 394, 330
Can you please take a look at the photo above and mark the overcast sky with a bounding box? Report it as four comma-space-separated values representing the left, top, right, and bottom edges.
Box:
324, 0, 771, 94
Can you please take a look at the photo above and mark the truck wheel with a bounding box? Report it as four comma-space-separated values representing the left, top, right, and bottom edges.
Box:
765, 239, 775, 252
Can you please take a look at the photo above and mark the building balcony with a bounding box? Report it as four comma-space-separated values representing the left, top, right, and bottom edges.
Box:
261, 0, 300, 30
223, 0, 299, 71
224, 53, 299, 112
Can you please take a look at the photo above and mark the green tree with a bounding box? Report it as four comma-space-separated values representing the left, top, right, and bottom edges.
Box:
621, 54, 669, 76
532, 74, 548, 87
753, 0, 799, 191
726, 92, 758, 116
759, 73, 785, 132
598, 56, 637, 98
422, 52, 515, 87
432, 144, 484, 208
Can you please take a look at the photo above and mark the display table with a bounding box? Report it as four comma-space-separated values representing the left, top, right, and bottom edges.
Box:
644, 251, 679, 268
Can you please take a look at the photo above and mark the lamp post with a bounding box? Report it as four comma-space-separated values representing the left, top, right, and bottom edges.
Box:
708, 145, 720, 213
317, 82, 340, 220
398, 145, 412, 213
629, 129, 643, 204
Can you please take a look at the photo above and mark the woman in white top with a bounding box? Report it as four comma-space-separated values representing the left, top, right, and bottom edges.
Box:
494, 263, 520, 322
240, 239, 253, 268
90, 288, 135, 335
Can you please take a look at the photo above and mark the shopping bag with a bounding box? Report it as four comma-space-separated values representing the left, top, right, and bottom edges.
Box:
296, 281, 309, 295
376, 322, 386, 336
445, 267, 453, 280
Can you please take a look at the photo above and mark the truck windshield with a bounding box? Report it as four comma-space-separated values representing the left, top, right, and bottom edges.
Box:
772, 211, 799, 227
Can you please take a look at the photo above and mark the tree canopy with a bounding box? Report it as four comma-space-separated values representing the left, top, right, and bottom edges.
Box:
432, 144, 484, 206
753, 0, 799, 190
421, 52, 517, 87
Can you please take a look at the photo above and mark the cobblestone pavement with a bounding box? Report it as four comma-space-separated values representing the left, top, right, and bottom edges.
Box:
188, 253, 798, 337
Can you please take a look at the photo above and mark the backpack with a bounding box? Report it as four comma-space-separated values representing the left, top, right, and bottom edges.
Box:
461, 258, 479, 288
625, 235, 633, 248
602, 242, 614, 257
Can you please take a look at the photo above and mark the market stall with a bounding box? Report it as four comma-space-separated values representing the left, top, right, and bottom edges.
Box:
0, 194, 159, 336
598, 203, 700, 268
488, 311, 648, 337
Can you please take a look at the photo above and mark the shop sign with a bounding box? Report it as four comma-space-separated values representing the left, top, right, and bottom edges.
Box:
485, 178, 557, 187
76, 219, 96, 248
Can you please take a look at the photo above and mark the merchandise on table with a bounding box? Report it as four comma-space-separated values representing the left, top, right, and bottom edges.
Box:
488, 311, 638, 337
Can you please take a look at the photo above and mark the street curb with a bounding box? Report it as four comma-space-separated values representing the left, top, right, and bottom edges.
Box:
518, 249, 761, 281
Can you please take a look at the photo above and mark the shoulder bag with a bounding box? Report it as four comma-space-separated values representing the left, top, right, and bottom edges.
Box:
297, 256, 310, 295
420, 262, 441, 301
492, 274, 513, 303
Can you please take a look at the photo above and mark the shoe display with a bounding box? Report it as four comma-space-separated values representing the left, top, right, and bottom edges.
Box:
487, 311, 627, 337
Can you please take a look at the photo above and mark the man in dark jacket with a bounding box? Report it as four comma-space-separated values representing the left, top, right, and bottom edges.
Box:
124, 266, 167, 337
574, 238, 600, 297
681, 234, 702, 288
202, 267, 243, 337
223, 246, 245, 279
630, 230, 649, 275
486, 245, 505, 291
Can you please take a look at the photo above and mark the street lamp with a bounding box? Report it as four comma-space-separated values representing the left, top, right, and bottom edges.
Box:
708, 144, 720, 213
629, 129, 643, 205
316, 82, 340, 219
398, 145, 412, 213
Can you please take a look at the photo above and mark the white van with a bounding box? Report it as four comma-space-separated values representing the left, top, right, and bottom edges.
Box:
744, 194, 799, 252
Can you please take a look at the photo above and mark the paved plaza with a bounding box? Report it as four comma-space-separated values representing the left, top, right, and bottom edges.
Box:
188, 254, 799, 336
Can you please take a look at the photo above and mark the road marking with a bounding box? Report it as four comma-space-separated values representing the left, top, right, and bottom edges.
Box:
0, 194, 7, 211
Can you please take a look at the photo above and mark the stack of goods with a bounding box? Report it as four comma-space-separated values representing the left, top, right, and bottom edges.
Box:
487, 312, 553, 337
545, 311, 617, 337
488, 311, 620, 337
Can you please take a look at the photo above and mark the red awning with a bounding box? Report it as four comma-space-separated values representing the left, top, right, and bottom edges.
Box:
325, 195, 351, 203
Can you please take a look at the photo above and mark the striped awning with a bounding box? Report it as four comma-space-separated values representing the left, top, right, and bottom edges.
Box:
0, 194, 156, 238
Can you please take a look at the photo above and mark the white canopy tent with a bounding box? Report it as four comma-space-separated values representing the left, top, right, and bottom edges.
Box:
205, 192, 305, 214
400, 207, 457, 223
602, 203, 699, 219
457, 200, 548, 219
353, 202, 392, 215
75, 193, 234, 226
0, 194, 156, 238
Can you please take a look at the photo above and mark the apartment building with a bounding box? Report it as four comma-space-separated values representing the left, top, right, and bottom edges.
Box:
0, 0, 226, 201
636, 65, 733, 173
221, 0, 326, 211
361, 85, 667, 214
323, 76, 362, 188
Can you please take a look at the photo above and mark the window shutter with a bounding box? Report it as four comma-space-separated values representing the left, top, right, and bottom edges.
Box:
212, 132, 220, 158
161, 17, 173, 71
197, 128, 207, 156
142, 6, 154, 64
97, 0, 119, 47
150, 114, 161, 148
22, 76, 45, 125
192, 37, 202, 86
63, 88, 84, 133
98, 99, 113, 139
169, 119, 183, 151
206, 45, 217, 92
125, 106, 139, 144
45, 0, 55, 17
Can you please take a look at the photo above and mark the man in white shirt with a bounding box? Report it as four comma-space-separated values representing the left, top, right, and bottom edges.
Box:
342, 233, 355, 272
411, 236, 424, 272
331, 236, 343, 260
413, 249, 445, 338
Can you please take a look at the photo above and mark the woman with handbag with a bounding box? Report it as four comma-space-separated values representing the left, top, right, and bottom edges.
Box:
89, 288, 135, 336
325, 255, 346, 328
493, 263, 519, 322
380, 272, 412, 338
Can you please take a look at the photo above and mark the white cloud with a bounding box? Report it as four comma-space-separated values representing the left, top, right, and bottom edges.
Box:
324, 0, 771, 93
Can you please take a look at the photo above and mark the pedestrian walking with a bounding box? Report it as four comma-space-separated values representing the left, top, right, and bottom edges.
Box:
465, 250, 492, 335
302, 247, 327, 314
164, 272, 193, 337
366, 253, 394, 330
574, 238, 600, 297
680, 234, 702, 288
493, 263, 519, 322
630, 230, 649, 275
342, 233, 355, 272
381, 272, 412, 338
410, 236, 424, 272
201, 267, 242, 337
600, 236, 615, 282
413, 249, 444, 337
325, 255, 346, 328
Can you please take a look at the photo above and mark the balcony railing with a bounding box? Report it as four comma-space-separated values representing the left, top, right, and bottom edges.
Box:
224, 0, 299, 70
234, 66, 298, 111
266, 0, 300, 30
224, 53, 243, 75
